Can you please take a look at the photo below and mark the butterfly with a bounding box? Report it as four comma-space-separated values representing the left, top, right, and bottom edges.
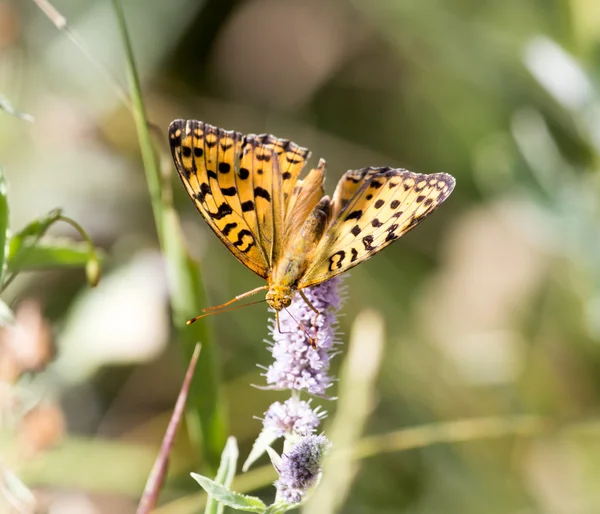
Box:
168, 119, 455, 333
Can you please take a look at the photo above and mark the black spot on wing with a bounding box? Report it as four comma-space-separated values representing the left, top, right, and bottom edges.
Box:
385, 224, 400, 242
182, 146, 192, 158
351, 225, 361, 236
211, 203, 233, 220
222, 222, 237, 236
233, 229, 255, 253
221, 186, 237, 196
390, 200, 400, 209
219, 162, 231, 174
241, 200, 255, 212
345, 209, 363, 221
194, 147, 203, 157
351, 248, 358, 262
374, 200, 385, 209
239, 167, 250, 180
195, 182, 211, 203
362, 235, 376, 251
254, 187, 271, 201
328, 250, 346, 271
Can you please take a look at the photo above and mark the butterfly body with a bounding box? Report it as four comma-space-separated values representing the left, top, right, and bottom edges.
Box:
267, 195, 331, 310
168, 119, 455, 316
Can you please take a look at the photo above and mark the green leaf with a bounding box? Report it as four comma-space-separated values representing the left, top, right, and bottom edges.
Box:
0, 167, 9, 284
191, 473, 266, 513
10, 209, 62, 241
5, 209, 63, 276
7, 239, 101, 273
243, 428, 278, 472
0, 94, 34, 123
205, 436, 239, 514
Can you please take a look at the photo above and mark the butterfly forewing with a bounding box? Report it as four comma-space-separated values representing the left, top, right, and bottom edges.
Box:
298, 168, 455, 288
169, 120, 315, 278
169, 119, 270, 278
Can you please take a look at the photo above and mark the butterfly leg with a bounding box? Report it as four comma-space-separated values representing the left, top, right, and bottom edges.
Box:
299, 289, 319, 315
277, 309, 318, 349
187, 285, 268, 324
299, 289, 322, 346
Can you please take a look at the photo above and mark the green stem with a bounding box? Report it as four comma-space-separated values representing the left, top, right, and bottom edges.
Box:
110, 0, 226, 470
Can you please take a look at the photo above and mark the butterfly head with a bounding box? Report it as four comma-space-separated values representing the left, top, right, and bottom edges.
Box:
266, 285, 294, 311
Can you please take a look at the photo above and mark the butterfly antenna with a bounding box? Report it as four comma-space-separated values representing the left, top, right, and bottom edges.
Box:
283, 307, 317, 349
201, 285, 268, 312
187, 298, 267, 325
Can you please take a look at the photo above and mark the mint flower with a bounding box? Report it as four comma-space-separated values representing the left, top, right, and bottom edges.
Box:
265, 277, 343, 397
274, 434, 331, 503
263, 397, 326, 438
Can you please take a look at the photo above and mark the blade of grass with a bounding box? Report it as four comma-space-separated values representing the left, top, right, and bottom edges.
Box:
31, 0, 130, 108
304, 309, 386, 514
110, 0, 226, 469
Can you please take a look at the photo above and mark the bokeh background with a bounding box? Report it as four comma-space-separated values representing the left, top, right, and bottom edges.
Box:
3, 0, 600, 512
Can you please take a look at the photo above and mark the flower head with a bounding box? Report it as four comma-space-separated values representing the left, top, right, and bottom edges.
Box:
275, 434, 331, 503
263, 397, 326, 438
265, 277, 343, 396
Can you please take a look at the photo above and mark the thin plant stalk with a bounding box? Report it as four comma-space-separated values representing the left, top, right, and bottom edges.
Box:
137, 344, 201, 514
110, 0, 227, 469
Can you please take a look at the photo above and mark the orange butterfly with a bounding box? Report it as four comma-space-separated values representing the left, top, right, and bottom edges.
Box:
169, 119, 455, 333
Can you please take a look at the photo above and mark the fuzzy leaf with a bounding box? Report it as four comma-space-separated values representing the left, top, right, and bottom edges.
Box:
243, 427, 278, 472
265, 446, 282, 473
191, 473, 266, 512
205, 436, 239, 514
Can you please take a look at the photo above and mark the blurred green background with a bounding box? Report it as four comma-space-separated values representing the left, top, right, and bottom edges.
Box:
3, 0, 600, 512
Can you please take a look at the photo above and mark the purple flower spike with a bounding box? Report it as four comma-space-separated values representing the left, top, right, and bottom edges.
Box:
275, 434, 331, 503
263, 397, 326, 438
265, 277, 343, 397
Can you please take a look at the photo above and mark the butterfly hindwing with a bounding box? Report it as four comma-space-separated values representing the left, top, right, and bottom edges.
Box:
298, 168, 455, 287
169, 119, 270, 278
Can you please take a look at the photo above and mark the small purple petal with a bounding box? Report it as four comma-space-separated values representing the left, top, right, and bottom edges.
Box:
263, 398, 326, 438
